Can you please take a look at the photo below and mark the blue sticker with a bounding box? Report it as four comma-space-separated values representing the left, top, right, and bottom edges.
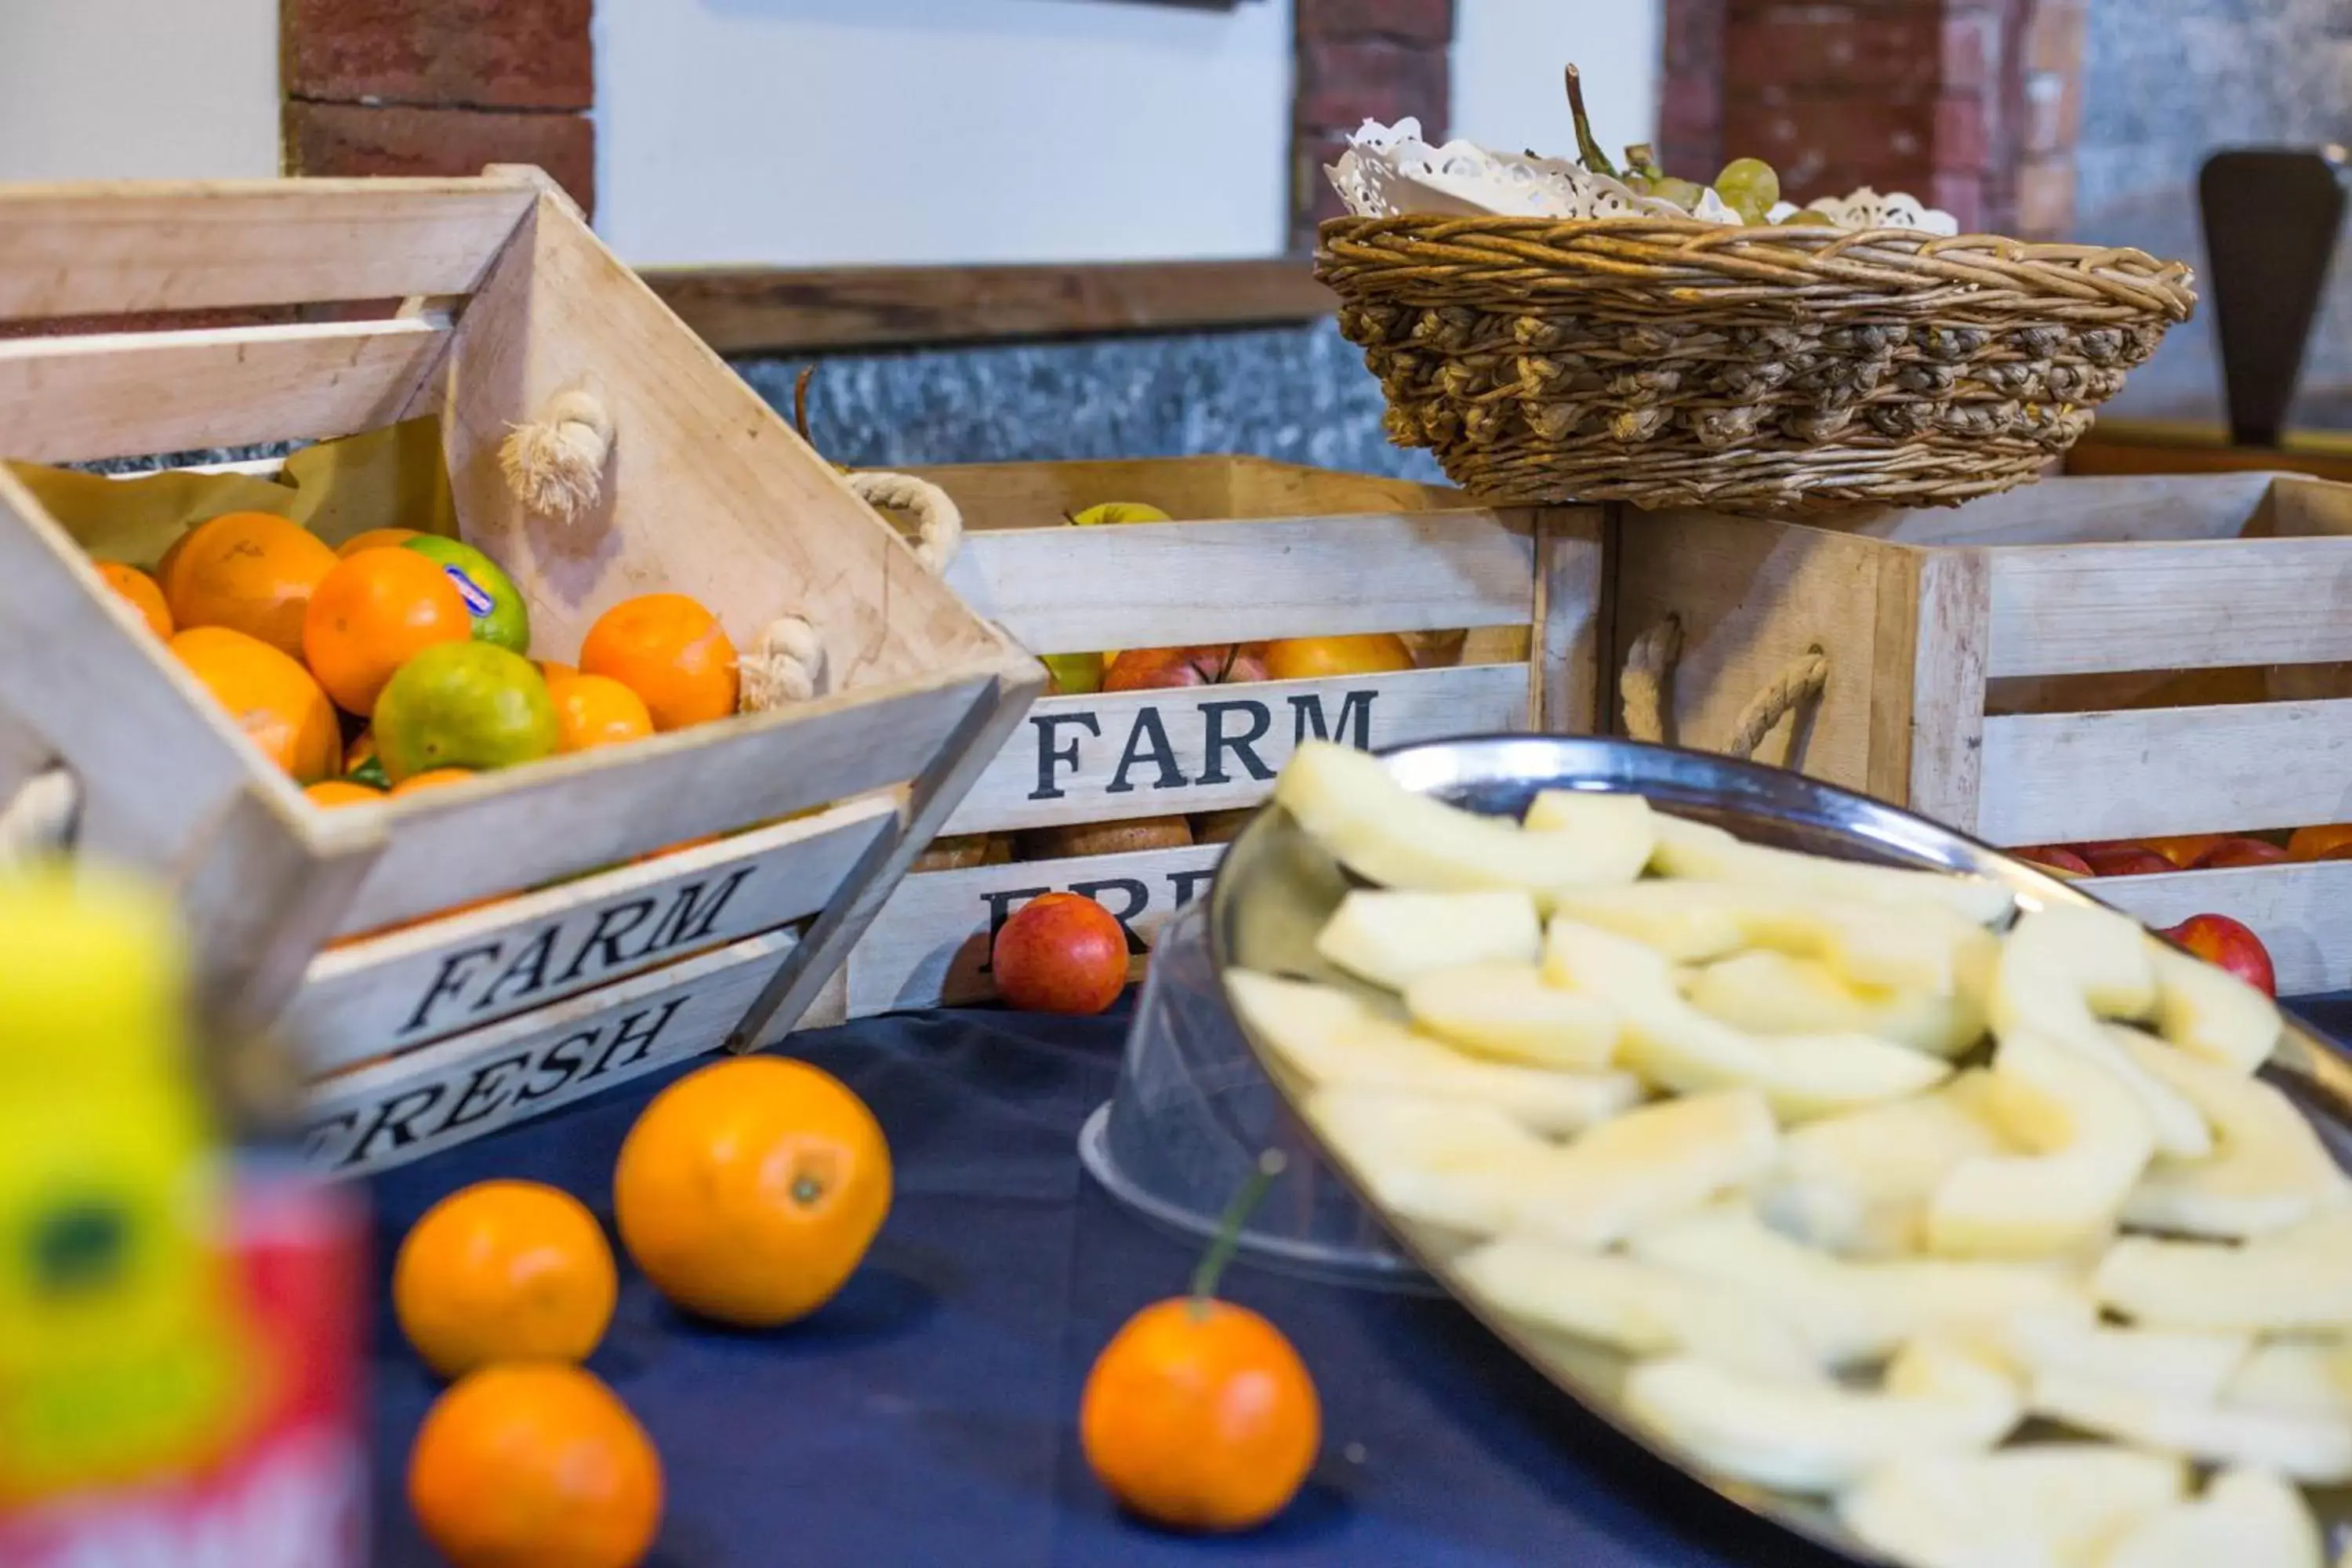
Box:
443, 564, 496, 617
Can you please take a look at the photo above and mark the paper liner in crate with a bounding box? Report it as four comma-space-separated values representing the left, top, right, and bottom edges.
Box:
1324, 118, 1958, 234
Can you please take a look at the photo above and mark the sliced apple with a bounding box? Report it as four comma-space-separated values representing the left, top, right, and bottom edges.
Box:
1225, 970, 1643, 1136
2096, 1226, 2352, 1333
2225, 1339, 2352, 1421
1313, 888, 1541, 991
1454, 1233, 1821, 1380
1836, 1444, 2187, 1568
2111, 1028, 2350, 1240
1544, 920, 1950, 1121
1647, 811, 2014, 926
1512, 1088, 1778, 1250
1519, 787, 1657, 855
2101, 1467, 2323, 1568
1756, 1073, 2012, 1258
1993, 1309, 2250, 1405
1623, 1338, 2022, 1494
1551, 880, 1993, 996
1403, 963, 1620, 1069
1925, 1029, 2157, 1260
1304, 1088, 1563, 1238
2148, 938, 2283, 1075
2031, 1372, 2352, 1483
1630, 1203, 2092, 1367
1683, 949, 1987, 1058
1992, 913, 2209, 1160
1272, 739, 1650, 893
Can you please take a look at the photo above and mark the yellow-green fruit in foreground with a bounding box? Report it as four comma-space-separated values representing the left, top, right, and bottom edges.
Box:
374, 643, 559, 782
1069, 503, 1171, 526
1043, 652, 1105, 695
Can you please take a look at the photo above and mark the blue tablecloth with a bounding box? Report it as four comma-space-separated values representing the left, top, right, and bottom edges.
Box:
367, 997, 2352, 1568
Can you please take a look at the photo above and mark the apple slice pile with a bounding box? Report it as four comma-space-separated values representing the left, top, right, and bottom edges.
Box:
1232, 742, 2350, 1568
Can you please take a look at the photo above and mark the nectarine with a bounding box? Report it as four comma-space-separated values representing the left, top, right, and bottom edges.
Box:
1261, 633, 1413, 682
2192, 837, 2288, 869
2080, 844, 2173, 878
993, 892, 1130, 1014
2288, 824, 2352, 862
2013, 845, 2094, 877
2157, 913, 2276, 996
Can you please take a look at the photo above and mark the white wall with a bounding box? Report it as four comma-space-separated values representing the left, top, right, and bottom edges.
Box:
0, 0, 279, 182
1453, 0, 1661, 166
596, 0, 1298, 267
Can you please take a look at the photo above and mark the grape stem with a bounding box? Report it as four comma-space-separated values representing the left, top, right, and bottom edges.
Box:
1189, 1150, 1287, 1309
1563, 65, 1618, 179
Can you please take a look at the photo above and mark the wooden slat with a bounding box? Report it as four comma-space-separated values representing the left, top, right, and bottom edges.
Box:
0, 317, 452, 463
333, 671, 996, 935
303, 930, 798, 1179
848, 843, 1224, 1016
944, 511, 1537, 655
0, 180, 533, 318
1980, 699, 2352, 844
1529, 507, 1608, 733
292, 797, 895, 1073
2089, 861, 2352, 997
1985, 537, 2352, 677
642, 257, 1333, 355
1809, 473, 2284, 547
426, 194, 1014, 684
1875, 547, 1991, 833
943, 662, 1531, 835
907, 456, 1461, 531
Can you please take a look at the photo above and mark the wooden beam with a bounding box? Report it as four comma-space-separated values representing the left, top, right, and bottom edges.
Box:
639, 257, 1334, 355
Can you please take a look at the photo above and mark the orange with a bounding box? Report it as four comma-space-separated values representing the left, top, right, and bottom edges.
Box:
538, 660, 579, 684
304, 780, 383, 808
303, 548, 474, 715
393, 1179, 618, 1378
408, 1364, 661, 1568
547, 672, 655, 754
579, 595, 738, 731
336, 526, 423, 558
95, 561, 173, 640
1081, 1298, 1320, 1533
390, 768, 476, 799
614, 1057, 890, 1327
1261, 633, 1415, 683
171, 626, 340, 782
163, 511, 339, 662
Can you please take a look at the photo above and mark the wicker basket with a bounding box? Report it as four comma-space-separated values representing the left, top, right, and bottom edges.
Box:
1316, 216, 2197, 514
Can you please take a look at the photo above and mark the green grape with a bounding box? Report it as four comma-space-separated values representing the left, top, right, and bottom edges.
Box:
1624, 143, 1666, 182
1715, 157, 1782, 224
1649, 176, 1706, 212
1785, 209, 1837, 228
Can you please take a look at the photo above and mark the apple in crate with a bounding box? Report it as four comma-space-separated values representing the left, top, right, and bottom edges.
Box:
1103, 644, 1269, 691
2156, 914, 2276, 998
2081, 844, 2174, 878
2014, 845, 2095, 878
2193, 838, 2288, 869
993, 892, 1131, 1014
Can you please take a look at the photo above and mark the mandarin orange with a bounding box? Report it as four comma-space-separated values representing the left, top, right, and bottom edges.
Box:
336, 527, 423, 558
393, 1179, 617, 1378
170, 626, 340, 782
163, 511, 339, 661
303, 780, 384, 808
303, 548, 473, 715
546, 672, 655, 754
579, 595, 738, 731
95, 561, 173, 640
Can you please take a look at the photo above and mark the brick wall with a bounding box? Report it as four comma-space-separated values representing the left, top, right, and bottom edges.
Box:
1658, 0, 2085, 239
281, 0, 595, 217
1293, 0, 1456, 247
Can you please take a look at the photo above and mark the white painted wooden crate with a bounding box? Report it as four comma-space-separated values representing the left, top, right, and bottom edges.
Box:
839, 457, 1606, 1015
1612, 470, 2352, 995
0, 170, 1040, 1176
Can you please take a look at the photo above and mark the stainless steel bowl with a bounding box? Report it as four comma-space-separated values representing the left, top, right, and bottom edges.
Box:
1202, 732, 2352, 1566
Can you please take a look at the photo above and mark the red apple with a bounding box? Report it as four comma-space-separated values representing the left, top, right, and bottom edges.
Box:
1102, 643, 1269, 692
2191, 837, 2289, 869
2080, 844, 2175, 878
2156, 913, 2277, 997
2014, 844, 2096, 877
992, 891, 1131, 1014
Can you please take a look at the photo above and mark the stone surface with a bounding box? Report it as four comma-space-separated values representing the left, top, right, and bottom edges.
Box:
284, 102, 594, 219
2076, 0, 2352, 420
284, 0, 593, 111
735, 318, 1439, 481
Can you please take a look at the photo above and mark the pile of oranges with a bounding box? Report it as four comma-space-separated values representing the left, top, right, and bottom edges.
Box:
93, 512, 741, 808
394, 1055, 893, 1568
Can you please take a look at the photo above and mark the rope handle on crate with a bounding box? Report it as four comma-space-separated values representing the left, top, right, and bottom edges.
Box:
737, 470, 965, 713
499, 387, 615, 526
1619, 613, 1831, 760
0, 768, 80, 868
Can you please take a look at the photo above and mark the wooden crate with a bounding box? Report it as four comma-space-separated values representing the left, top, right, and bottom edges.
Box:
0, 171, 1040, 1174
1610, 470, 2352, 993
840, 457, 1606, 1014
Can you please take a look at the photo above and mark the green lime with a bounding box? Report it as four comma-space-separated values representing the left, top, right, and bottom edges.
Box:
402, 536, 530, 655
373, 643, 558, 782
345, 752, 390, 791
